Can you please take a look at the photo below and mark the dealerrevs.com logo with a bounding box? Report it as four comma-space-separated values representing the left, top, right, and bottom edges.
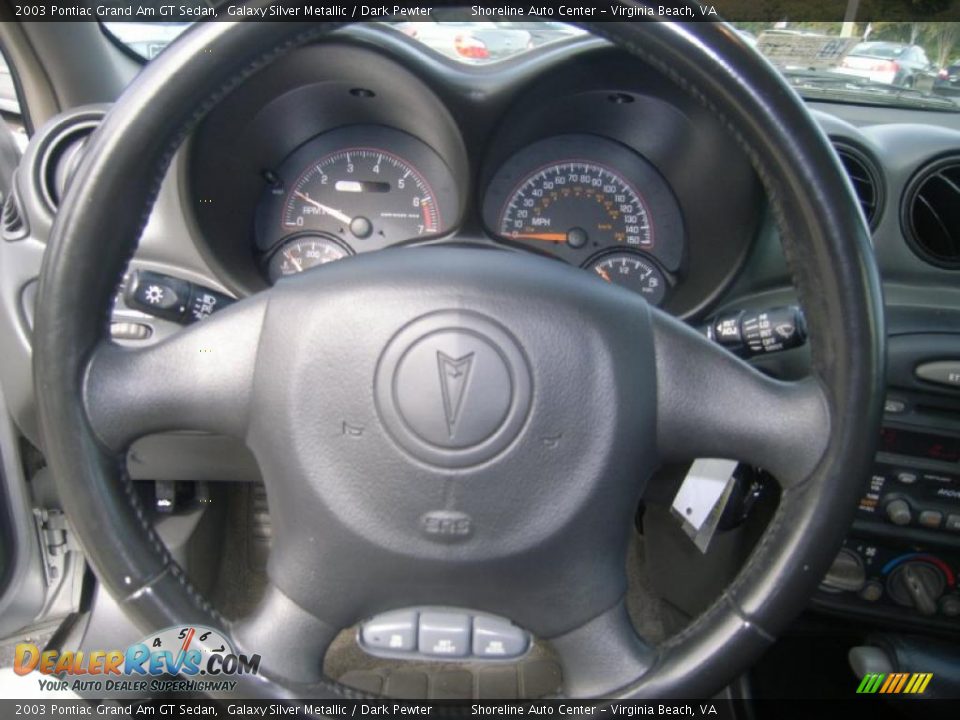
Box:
14, 625, 261, 694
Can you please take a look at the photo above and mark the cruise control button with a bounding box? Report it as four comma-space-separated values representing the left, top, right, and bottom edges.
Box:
473, 615, 529, 658
360, 610, 417, 652
418, 611, 469, 658
946, 514, 960, 532
919, 510, 943, 529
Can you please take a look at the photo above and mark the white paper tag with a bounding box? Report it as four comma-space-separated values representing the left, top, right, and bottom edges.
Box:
671, 458, 739, 553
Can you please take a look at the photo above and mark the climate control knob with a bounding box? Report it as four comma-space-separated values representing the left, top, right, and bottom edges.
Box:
822, 549, 866, 592
886, 561, 945, 616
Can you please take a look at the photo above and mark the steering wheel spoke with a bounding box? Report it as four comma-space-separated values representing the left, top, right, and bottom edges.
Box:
651, 310, 831, 488
232, 582, 345, 685
550, 601, 655, 698
83, 294, 268, 451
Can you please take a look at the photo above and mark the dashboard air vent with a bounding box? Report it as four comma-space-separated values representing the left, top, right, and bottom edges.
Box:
903, 156, 960, 269
834, 143, 882, 230
38, 120, 98, 211
1, 189, 27, 241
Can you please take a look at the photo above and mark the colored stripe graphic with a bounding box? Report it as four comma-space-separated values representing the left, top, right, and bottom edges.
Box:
857, 673, 885, 693
857, 672, 933, 694
879, 673, 897, 693
911, 673, 933, 694
904, 674, 919, 694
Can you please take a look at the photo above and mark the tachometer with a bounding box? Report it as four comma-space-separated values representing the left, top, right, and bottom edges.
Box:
256, 126, 460, 259
283, 148, 441, 241
498, 161, 652, 250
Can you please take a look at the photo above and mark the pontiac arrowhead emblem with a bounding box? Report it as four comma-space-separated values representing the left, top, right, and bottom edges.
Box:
375, 312, 531, 466
437, 351, 475, 438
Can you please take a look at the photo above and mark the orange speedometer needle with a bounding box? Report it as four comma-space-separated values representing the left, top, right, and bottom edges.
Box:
510, 232, 568, 243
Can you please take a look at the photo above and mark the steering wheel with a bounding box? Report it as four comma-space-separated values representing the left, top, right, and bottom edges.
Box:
33, 12, 884, 699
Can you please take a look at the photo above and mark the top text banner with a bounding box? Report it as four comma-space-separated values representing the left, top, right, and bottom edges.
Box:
9, 0, 960, 22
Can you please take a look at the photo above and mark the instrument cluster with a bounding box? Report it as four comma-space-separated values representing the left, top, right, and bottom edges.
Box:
254, 127, 686, 307
190, 34, 760, 318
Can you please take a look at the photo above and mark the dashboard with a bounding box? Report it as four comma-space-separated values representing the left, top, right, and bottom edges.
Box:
3, 24, 960, 641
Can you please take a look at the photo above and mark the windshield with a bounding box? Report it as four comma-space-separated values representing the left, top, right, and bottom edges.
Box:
102, 19, 960, 112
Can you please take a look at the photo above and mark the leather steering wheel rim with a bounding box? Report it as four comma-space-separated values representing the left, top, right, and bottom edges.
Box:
34, 11, 884, 700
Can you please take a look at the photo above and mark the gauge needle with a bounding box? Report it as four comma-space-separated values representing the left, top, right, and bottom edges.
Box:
594, 266, 612, 283
293, 191, 352, 225
284, 250, 303, 273
510, 232, 568, 243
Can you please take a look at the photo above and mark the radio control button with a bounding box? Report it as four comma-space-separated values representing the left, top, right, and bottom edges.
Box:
946, 514, 960, 532
418, 611, 470, 658
885, 499, 912, 526
473, 616, 529, 658
919, 510, 943, 529
896, 471, 918, 485
360, 610, 418, 652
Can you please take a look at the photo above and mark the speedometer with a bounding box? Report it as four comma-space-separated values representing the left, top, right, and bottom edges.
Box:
483, 135, 685, 273
498, 161, 653, 250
